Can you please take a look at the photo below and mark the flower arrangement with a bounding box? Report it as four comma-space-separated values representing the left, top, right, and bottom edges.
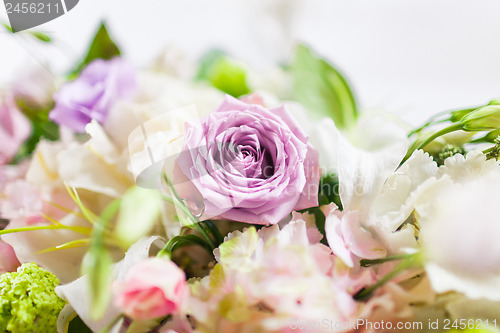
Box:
1, 23, 500, 333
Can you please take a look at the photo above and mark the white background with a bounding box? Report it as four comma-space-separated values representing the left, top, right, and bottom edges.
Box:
1, 0, 500, 125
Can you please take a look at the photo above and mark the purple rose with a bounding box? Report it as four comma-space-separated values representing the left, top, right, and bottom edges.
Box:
175, 96, 320, 225
49, 58, 136, 132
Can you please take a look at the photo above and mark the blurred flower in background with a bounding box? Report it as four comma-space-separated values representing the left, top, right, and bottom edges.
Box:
229, 0, 303, 66
50, 58, 136, 133
0, 94, 31, 165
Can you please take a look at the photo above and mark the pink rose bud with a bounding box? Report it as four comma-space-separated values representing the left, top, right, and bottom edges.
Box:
0, 240, 20, 274
114, 258, 187, 320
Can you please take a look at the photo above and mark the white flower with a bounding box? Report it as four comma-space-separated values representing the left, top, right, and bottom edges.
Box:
421, 172, 500, 301
438, 149, 500, 182
288, 106, 416, 255
247, 67, 292, 100
104, 71, 223, 152
227, 0, 303, 66
149, 45, 197, 80
375, 150, 439, 224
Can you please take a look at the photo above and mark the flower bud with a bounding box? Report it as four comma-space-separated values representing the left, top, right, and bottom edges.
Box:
113, 258, 187, 320
460, 104, 500, 131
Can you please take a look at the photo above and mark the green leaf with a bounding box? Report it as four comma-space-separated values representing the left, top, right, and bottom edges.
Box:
196, 49, 250, 98
83, 249, 113, 320
3, 23, 52, 42
317, 173, 342, 209
10, 97, 58, 164
450, 107, 477, 122
114, 187, 161, 247
201, 220, 224, 246
461, 104, 500, 131
3, 24, 13, 33
157, 234, 213, 258
81, 199, 121, 319
197, 49, 226, 81
289, 44, 358, 129
473, 128, 500, 143
68, 316, 92, 333
29, 31, 52, 42
71, 22, 121, 77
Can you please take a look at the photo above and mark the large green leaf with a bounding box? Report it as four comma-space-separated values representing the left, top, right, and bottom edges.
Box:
289, 44, 358, 129
71, 22, 121, 77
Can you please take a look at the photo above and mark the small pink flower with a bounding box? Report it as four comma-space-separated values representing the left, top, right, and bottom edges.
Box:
323, 204, 386, 268
0, 94, 31, 164
114, 258, 187, 320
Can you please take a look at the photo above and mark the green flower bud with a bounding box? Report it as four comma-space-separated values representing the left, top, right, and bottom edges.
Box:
461, 104, 500, 131
435, 144, 466, 165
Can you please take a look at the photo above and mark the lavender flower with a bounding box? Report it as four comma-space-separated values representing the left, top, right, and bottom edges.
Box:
176, 95, 320, 224
49, 58, 136, 132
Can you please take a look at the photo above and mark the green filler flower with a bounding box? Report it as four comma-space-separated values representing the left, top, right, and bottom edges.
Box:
0, 263, 66, 332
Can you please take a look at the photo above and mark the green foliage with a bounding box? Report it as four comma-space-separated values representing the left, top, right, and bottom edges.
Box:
158, 234, 214, 258
460, 104, 500, 131
289, 44, 358, 130
0, 263, 65, 332
2, 23, 51, 42
80, 199, 120, 320
3, 24, 13, 33
71, 22, 121, 77
450, 107, 477, 122
318, 173, 342, 209
404, 99, 500, 163
472, 128, 500, 143
485, 135, 500, 161
114, 186, 161, 247
29, 31, 52, 43
68, 316, 92, 333
11, 98, 58, 164
196, 49, 250, 97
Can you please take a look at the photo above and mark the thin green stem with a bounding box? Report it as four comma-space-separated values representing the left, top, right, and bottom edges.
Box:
409, 113, 451, 137
202, 220, 224, 246
157, 234, 214, 258
162, 174, 216, 250
360, 253, 414, 267
483, 147, 495, 154
354, 254, 420, 301
98, 315, 123, 333
418, 123, 463, 149
0, 225, 89, 236
192, 223, 216, 250
402, 123, 463, 164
